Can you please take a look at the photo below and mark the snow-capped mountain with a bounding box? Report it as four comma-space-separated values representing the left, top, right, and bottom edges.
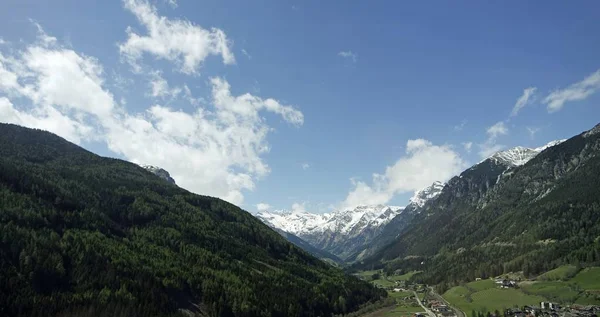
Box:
257, 205, 404, 237
488, 139, 566, 167
256, 205, 404, 260
409, 181, 445, 208
141, 165, 176, 184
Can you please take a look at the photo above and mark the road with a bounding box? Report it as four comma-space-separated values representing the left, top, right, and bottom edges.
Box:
413, 291, 436, 317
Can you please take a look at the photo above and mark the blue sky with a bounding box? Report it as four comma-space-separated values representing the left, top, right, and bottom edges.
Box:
0, 0, 599, 213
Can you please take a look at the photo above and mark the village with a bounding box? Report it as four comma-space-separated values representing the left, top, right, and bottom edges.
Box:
358, 270, 600, 317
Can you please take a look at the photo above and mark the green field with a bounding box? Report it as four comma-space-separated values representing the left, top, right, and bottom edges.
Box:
465, 279, 496, 291
384, 305, 423, 316
373, 278, 397, 288
537, 265, 578, 281
443, 286, 545, 313
388, 271, 422, 282
521, 281, 579, 303
444, 267, 600, 312
388, 291, 414, 299
355, 270, 383, 281
570, 267, 600, 290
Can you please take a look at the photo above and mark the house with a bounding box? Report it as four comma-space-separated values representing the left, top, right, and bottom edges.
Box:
541, 302, 559, 311
500, 280, 517, 288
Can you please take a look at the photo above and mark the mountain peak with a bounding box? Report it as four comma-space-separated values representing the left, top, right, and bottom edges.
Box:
409, 181, 445, 208
488, 139, 566, 167
141, 164, 176, 184
583, 122, 600, 138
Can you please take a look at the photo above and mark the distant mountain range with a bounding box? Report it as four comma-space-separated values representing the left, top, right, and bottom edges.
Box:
257, 204, 405, 260
255, 137, 589, 273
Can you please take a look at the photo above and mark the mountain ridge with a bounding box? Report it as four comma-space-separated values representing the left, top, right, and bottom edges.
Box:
354, 123, 600, 291
0, 123, 384, 317
256, 205, 405, 260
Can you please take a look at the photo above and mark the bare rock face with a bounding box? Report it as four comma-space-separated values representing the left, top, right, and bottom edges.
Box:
141, 165, 176, 184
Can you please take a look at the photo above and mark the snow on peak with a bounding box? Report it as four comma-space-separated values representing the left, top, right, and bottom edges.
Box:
409, 181, 445, 208
255, 204, 404, 236
140, 164, 176, 184
489, 139, 566, 167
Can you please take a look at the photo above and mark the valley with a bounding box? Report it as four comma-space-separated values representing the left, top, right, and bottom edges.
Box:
353, 266, 600, 317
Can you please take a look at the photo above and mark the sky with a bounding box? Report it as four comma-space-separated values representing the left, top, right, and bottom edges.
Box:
0, 0, 599, 214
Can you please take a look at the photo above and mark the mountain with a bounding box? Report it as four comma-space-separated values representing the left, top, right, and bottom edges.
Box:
272, 228, 343, 265
141, 164, 176, 184
257, 205, 404, 261
345, 181, 445, 262
487, 140, 566, 167
354, 125, 600, 291
0, 123, 384, 317
409, 181, 445, 208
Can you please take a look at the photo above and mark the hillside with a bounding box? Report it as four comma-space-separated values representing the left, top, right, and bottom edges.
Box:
0, 123, 384, 317
355, 123, 600, 289
273, 228, 343, 265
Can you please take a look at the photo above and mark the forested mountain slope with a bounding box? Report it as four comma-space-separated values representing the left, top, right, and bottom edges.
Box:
273, 228, 343, 265
0, 123, 384, 317
355, 123, 600, 290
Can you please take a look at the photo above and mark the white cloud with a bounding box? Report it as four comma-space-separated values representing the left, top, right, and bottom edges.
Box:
338, 51, 357, 63
478, 121, 508, 158
148, 70, 181, 98
511, 87, 537, 116
0, 23, 302, 206
119, 0, 235, 74
165, 0, 177, 8
340, 139, 466, 210
543, 69, 600, 113
0, 97, 94, 144
241, 49, 251, 60
527, 126, 540, 139
478, 143, 504, 158
486, 121, 508, 138
462, 142, 473, 152
291, 202, 307, 213
301, 162, 310, 170
256, 203, 271, 212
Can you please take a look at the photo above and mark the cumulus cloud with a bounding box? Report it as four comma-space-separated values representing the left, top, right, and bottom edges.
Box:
338, 51, 357, 63
543, 69, 600, 113
119, 0, 235, 74
256, 203, 271, 212
301, 163, 310, 170
511, 87, 537, 116
0, 23, 302, 206
340, 139, 466, 210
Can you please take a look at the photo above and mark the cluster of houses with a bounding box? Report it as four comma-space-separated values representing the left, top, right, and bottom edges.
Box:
506, 303, 599, 317
494, 278, 518, 289
429, 300, 457, 317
